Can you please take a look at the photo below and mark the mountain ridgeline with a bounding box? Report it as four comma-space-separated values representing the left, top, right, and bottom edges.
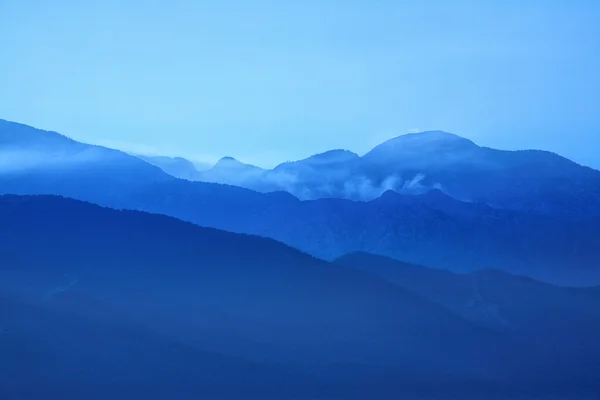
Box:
143, 128, 600, 220
2, 195, 600, 399
136, 155, 211, 180
1, 119, 600, 285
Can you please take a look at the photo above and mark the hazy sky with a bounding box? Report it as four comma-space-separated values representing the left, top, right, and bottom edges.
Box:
1, 0, 599, 168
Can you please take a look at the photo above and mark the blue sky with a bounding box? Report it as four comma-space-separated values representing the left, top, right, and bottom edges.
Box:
1, 0, 599, 168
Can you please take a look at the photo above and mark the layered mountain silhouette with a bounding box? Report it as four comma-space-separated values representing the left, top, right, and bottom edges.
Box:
335, 252, 600, 335
2, 119, 600, 284
108, 122, 600, 220
334, 252, 600, 392
136, 155, 210, 180
357, 131, 600, 218
196, 156, 273, 190
182, 130, 600, 219
2, 195, 600, 398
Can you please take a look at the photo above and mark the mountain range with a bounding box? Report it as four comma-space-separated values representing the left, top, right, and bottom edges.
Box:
138, 129, 600, 220
2, 194, 600, 398
3, 117, 600, 398
136, 155, 211, 180
1, 119, 600, 285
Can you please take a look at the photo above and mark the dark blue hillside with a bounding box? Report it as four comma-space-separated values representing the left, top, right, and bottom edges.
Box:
0, 292, 311, 400
2, 195, 600, 398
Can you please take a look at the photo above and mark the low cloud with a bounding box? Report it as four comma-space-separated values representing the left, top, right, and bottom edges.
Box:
210, 168, 444, 202
402, 173, 426, 192
93, 138, 220, 168
0, 148, 110, 173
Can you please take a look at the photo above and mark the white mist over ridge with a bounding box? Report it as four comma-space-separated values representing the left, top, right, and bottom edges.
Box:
0, 148, 116, 173
147, 129, 594, 207
277, 173, 445, 201
176, 131, 465, 201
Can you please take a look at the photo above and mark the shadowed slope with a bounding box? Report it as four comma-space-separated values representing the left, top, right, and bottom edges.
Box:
335, 251, 600, 384
2, 196, 600, 397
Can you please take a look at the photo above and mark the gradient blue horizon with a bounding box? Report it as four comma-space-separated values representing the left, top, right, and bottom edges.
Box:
1, 0, 599, 168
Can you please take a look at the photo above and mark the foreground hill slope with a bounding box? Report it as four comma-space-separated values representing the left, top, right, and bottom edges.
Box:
3, 195, 600, 397
0, 195, 520, 396
335, 252, 600, 339
0, 292, 305, 400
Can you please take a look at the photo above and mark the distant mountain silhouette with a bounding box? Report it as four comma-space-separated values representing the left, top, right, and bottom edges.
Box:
364, 131, 479, 163
275, 150, 361, 171
0, 119, 171, 203
359, 131, 600, 218
197, 156, 271, 189
187, 130, 600, 219
2, 119, 600, 285
2, 194, 600, 398
128, 129, 600, 219
265, 150, 363, 199
136, 155, 209, 180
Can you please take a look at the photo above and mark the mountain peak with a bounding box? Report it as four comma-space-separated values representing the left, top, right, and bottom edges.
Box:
136, 155, 201, 180
209, 156, 264, 173
304, 149, 360, 164
407, 130, 465, 139
312, 149, 359, 157
363, 130, 479, 164
213, 156, 244, 168
382, 130, 476, 148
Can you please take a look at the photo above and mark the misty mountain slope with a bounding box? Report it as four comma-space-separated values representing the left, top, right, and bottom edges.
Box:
2, 119, 600, 285
0, 119, 166, 178
190, 129, 600, 218
0, 119, 172, 205
335, 252, 600, 330
360, 131, 600, 217
227, 189, 600, 284
0, 292, 311, 400
2, 196, 600, 396
334, 252, 600, 383
136, 155, 207, 180
259, 150, 362, 199
0, 195, 522, 384
0, 119, 269, 207
197, 156, 275, 190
